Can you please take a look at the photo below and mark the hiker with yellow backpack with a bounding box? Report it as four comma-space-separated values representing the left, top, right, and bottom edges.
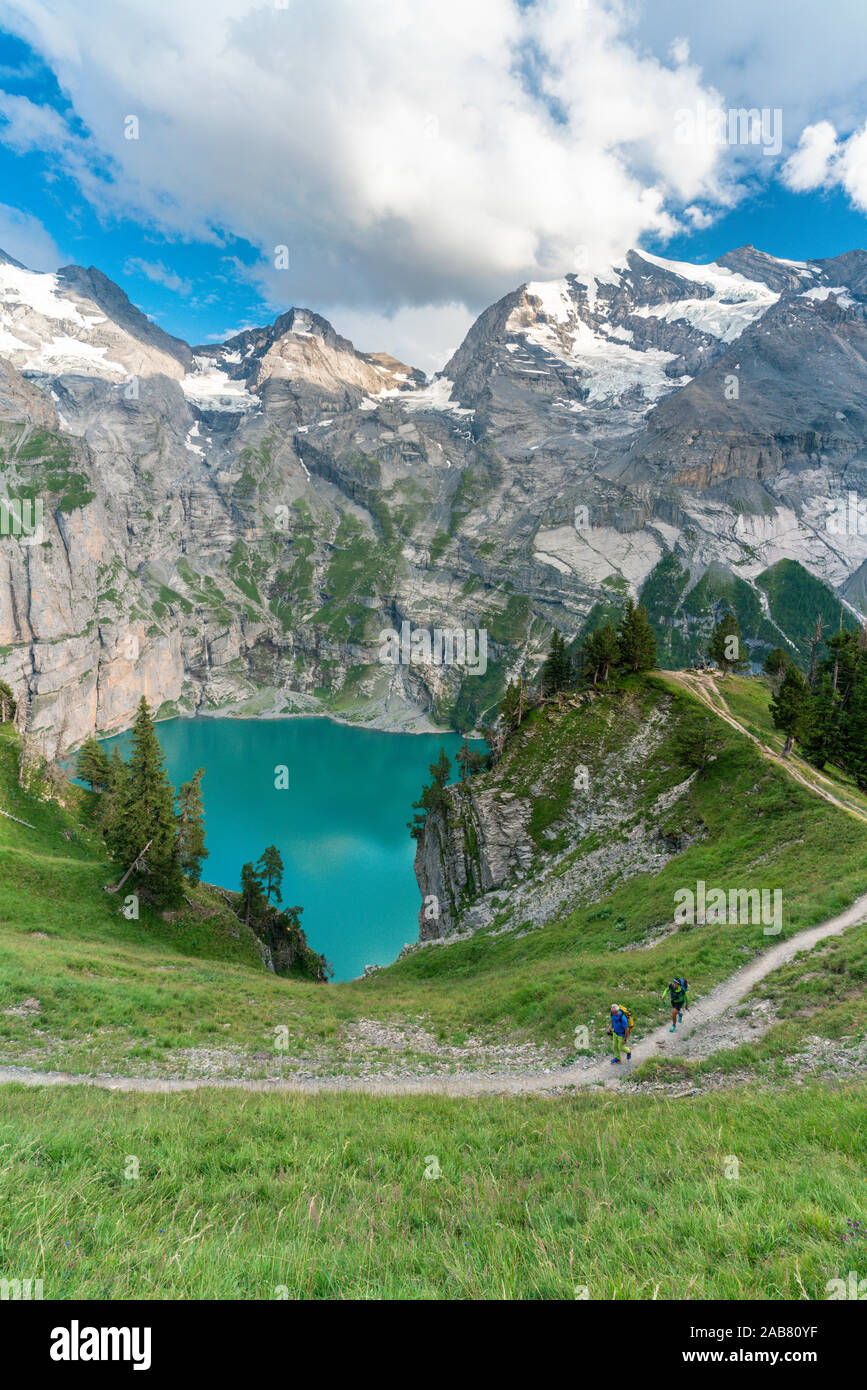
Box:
608, 1003, 633, 1064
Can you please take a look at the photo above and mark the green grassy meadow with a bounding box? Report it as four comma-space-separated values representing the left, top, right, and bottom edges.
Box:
0, 1082, 864, 1300
1, 676, 867, 1299
2, 679, 867, 1076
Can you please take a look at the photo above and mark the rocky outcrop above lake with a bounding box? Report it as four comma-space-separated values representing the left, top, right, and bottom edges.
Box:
413, 687, 704, 943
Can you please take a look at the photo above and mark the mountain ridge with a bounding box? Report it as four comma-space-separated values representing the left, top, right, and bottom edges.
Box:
0, 238, 865, 753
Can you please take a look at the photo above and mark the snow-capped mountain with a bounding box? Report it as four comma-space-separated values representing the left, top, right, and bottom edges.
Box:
0, 251, 422, 407
0, 240, 865, 751
440, 246, 867, 599
0, 252, 190, 381
190, 307, 425, 405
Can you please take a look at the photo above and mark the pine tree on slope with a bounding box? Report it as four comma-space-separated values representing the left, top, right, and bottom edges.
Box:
177, 767, 209, 885
617, 600, 657, 674
107, 697, 183, 905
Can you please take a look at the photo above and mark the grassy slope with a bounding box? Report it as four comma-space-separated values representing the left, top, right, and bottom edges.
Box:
1, 678, 867, 1079
0, 1082, 864, 1299
720, 673, 867, 818
0, 678, 861, 1078
1, 680, 866, 1300
369, 674, 867, 1075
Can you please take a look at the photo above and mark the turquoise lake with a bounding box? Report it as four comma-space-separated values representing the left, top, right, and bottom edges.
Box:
102, 717, 470, 980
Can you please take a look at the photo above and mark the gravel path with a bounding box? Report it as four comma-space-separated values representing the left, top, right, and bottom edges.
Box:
666, 671, 867, 824
2, 894, 865, 1098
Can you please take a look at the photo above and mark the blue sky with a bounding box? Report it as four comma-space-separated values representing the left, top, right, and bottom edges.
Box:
658, 186, 867, 272
0, 29, 267, 343
1, 1, 866, 370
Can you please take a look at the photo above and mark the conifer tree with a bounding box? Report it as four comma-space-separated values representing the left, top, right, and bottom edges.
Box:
76, 736, 112, 791
456, 739, 485, 780
257, 844, 284, 904
762, 647, 791, 688
807, 615, 828, 687
770, 665, 813, 757
708, 612, 748, 677
582, 623, 620, 685
240, 862, 267, 926
617, 600, 657, 673
479, 717, 504, 765
469, 746, 485, 775
101, 746, 129, 842
498, 680, 522, 732
408, 749, 452, 839
799, 674, 840, 771
836, 658, 867, 789
823, 630, 860, 696
108, 697, 183, 905
541, 630, 572, 695
674, 712, 724, 777
177, 768, 208, 885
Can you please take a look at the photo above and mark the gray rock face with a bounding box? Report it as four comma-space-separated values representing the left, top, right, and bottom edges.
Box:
1, 241, 866, 754
412, 689, 702, 943
414, 784, 535, 938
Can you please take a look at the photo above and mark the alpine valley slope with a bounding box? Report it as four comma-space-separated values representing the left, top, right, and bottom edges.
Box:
1, 243, 867, 752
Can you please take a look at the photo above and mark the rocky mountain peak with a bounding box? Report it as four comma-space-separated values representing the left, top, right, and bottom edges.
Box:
56, 263, 193, 370
713, 245, 813, 293
192, 305, 425, 405
440, 243, 867, 434
0, 251, 189, 382
811, 248, 867, 297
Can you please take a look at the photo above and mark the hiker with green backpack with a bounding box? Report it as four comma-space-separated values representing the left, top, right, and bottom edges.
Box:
608, 1003, 633, 1064
663, 976, 689, 1032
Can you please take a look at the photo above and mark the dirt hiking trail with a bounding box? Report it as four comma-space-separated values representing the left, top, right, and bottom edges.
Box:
666, 670, 867, 825
3, 893, 866, 1098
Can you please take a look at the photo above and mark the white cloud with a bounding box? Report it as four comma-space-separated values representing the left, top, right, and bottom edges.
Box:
670, 37, 691, 66
783, 120, 867, 212
0, 91, 72, 153
634, 1, 867, 143
0, 90, 114, 209
0, 202, 62, 270
321, 302, 476, 376
683, 205, 715, 230
783, 122, 840, 192
4, 0, 865, 363
838, 127, 867, 211
124, 257, 193, 296
0, 0, 727, 321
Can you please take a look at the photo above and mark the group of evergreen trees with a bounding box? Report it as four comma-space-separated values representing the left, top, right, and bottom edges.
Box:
239, 845, 285, 922
237, 844, 327, 977
408, 749, 452, 840
75, 697, 328, 978
540, 599, 658, 698
768, 629, 867, 782
76, 697, 208, 906
410, 602, 748, 840
408, 602, 659, 841
490, 602, 658, 768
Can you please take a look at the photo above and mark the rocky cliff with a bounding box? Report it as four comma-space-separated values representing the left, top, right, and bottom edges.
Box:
413, 683, 704, 942
1, 242, 866, 755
